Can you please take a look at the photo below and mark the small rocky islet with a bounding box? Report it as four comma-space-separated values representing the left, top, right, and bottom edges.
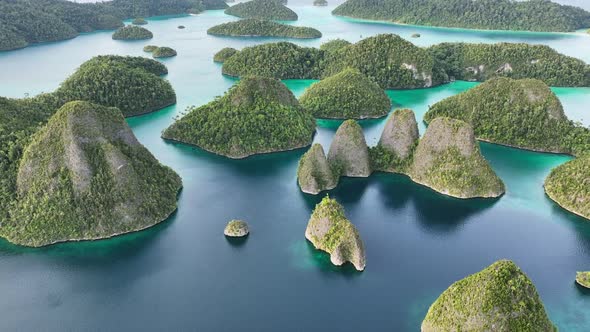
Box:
305, 196, 366, 271
297, 111, 505, 199
576, 271, 590, 288
224, 220, 250, 237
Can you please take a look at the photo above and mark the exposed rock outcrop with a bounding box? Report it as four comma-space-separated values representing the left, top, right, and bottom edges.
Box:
297, 144, 338, 194
224, 220, 249, 237
6, 101, 182, 247
305, 196, 366, 271
378, 108, 419, 161
328, 120, 371, 177
422, 260, 556, 332
408, 117, 505, 198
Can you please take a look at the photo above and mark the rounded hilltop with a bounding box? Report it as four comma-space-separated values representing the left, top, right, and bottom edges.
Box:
305, 196, 366, 271
1, 101, 182, 247
224, 220, 249, 237
207, 19, 321, 39
57, 55, 176, 117
425, 77, 590, 156
214, 47, 238, 63
544, 155, 590, 221
422, 260, 556, 331
162, 76, 315, 159
224, 0, 298, 21
299, 67, 391, 119
112, 25, 153, 40
153, 47, 177, 58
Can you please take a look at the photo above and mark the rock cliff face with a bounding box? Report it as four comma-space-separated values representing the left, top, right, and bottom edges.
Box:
305, 196, 366, 271
409, 117, 505, 198
297, 144, 338, 194
422, 260, 556, 332
328, 120, 371, 177
4, 101, 182, 247
378, 108, 419, 161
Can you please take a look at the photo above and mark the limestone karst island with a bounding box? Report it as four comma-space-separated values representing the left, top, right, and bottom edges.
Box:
0, 0, 589, 330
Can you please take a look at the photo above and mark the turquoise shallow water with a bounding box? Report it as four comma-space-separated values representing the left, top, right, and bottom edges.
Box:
0, 4, 589, 331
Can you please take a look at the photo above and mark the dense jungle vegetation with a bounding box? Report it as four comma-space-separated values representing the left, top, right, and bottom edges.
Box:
332, 0, 590, 32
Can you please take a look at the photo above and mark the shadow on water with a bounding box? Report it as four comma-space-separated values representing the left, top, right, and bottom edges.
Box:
304, 241, 363, 278
225, 234, 249, 248
575, 282, 590, 295
298, 176, 372, 211
373, 172, 499, 233
0, 208, 178, 263
163, 139, 306, 177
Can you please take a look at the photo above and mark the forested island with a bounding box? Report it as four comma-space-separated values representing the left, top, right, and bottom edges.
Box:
333, 0, 590, 32
297, 112, 504, 199
225, 0, 298, 21
545, 156, 590, 220
1, 101, 182, 247
112, 25, 153, 40
425, 77, 590, 156
153, 47, 178, 58
0, 0, 228, 51
213, 47, 238, 63
162, 76, 315, 159
222, 34, 590, 89
422, 260, 556, 331
132, 17, 147, 25
57, 56, 176, 117
299, 68, 391, 119
305, 196, 366, 271
313, 0, 328, 6
0, 56, 179, 246
207, 19, 321, 39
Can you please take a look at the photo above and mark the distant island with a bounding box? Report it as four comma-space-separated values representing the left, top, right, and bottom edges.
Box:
313, 0, 328, 6
333, 0, 590, 32
153, 46, 178, 58
306, 196, 366, 271
213, 47, 238, 63
425, 77, 590, 156
207, 19, 321, 39
222, 34, 590, 89
132, 17, 147, 25
57, 56, 176, 117
162, 76, 315, 159
1, 101, 182, 247
225, 0, 298, 21
299, 68, 391, 119
0, 0, 228, 51
422, 260, 556, 331
297, 113, 505, 199
112, 25, 153, 40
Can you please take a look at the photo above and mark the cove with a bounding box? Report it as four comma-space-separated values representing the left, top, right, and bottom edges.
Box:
0, 3, 589, 331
